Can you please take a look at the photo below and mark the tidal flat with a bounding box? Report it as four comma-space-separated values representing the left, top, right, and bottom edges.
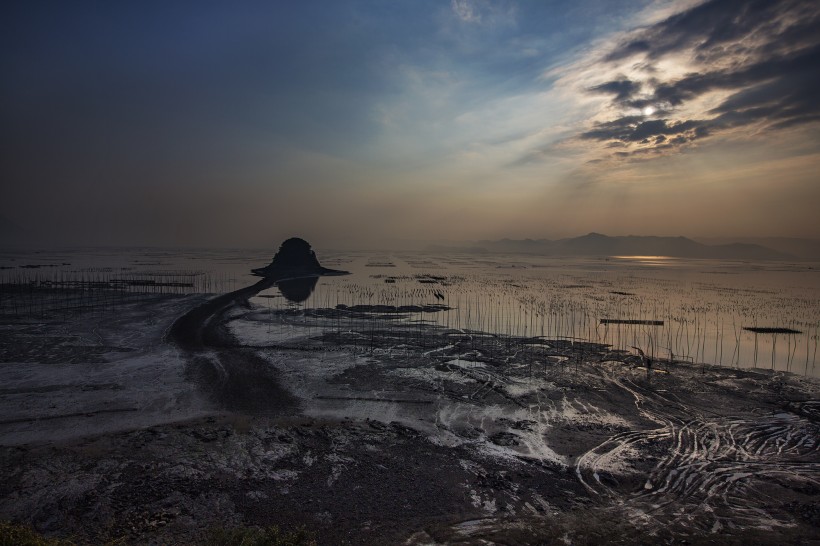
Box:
0, 249, 818, 544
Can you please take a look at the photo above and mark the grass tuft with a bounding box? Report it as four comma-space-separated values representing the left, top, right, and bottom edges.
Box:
204, 525, 316, 546
0, 521, 74, 546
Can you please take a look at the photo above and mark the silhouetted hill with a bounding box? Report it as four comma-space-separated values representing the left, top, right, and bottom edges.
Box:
695, 237, 820, 261
252, 237, 348, 278
466, 233, 792, 260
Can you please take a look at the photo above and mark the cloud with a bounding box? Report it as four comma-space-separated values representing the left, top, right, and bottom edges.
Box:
589, 78, 642, 102
580, 117, 707, 143
605, 0, 819, 63
451, 0, 482, 23
450, 0, 516, 26
555, 0, 820, 160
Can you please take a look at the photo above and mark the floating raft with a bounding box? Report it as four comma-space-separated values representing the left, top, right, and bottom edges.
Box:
743, 327, 802, 334
600, 319, 664, 326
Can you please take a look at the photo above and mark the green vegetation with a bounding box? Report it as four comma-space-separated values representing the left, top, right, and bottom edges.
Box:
0, 521, 74, 546
0, 520, 315, 546
204, 525, 316, 546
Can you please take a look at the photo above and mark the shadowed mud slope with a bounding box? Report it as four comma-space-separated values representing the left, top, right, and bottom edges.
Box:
165, 238, 349, 415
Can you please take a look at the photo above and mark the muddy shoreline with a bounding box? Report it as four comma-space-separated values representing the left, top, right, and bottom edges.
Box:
1, 286, 819, 544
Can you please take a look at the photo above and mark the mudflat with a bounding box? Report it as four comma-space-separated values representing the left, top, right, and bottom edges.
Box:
1, 287, 818, 545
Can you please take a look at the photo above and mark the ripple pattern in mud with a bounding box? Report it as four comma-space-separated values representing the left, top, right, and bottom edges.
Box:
577, 387, 820, 532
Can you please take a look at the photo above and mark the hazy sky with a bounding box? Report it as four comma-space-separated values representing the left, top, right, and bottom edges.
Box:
2, 0, 819, 247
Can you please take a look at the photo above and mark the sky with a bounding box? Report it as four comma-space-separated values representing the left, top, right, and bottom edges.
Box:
2, 0, 819, 248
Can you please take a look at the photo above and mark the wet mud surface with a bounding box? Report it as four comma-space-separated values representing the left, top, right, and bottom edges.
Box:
1, 287, 819, 544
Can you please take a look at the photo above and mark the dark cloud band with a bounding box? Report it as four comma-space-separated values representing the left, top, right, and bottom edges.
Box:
582, 0, 820, 157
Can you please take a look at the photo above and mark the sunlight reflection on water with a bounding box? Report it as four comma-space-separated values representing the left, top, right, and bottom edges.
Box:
611, 255, 678, 266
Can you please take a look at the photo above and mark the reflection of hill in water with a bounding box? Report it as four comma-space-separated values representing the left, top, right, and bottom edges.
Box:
277, 277, 317, 303
252, 237, 348, 278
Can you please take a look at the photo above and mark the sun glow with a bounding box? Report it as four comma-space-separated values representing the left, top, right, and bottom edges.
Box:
642, 106, 655, 116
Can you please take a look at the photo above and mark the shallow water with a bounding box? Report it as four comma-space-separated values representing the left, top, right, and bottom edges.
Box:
252, 251, 820, 378
2, 247, 819, 377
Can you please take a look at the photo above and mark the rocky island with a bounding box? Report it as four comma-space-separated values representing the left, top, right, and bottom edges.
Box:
251, 237, 348, 279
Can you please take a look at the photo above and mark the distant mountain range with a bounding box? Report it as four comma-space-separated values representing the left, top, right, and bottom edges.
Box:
3, 215, 818, 261
693, 237, 820, 261
430, 233, 802, 261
